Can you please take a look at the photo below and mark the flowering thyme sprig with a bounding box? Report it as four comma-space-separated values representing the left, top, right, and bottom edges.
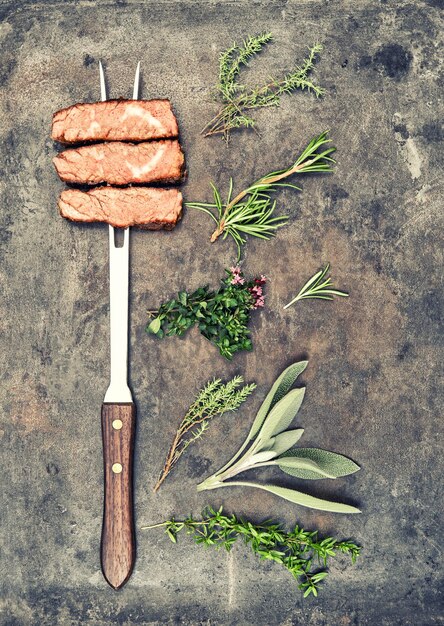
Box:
147, 268, 267, 359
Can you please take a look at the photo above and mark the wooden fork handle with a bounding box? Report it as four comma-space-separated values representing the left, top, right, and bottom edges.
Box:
100, 402, 136, 590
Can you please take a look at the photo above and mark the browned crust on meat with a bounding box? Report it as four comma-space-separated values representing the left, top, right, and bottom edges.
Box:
58, 186, 183, 230
51, 99, 179, 143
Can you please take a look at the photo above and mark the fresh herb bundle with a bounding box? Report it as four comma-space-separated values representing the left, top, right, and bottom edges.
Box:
146, 268, 266, 360
143, 506, 361, 597
154, 377, 256, 492
186, 131, 335, 259
202, 32, 324, 140
197, 362, 361, 513
284, 264, 349, 309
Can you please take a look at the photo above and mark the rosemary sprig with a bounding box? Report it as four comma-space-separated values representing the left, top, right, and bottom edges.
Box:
154, 377, 256, 492
203, 33, 324, 140
186, 131, 335, 259
142, 506, 361, 597
284, 264, 349, 309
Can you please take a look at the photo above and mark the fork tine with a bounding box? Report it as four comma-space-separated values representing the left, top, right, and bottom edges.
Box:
99, 60, 107, 101
132, 61, 141, 100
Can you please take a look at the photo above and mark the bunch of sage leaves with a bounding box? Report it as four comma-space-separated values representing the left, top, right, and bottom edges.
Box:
197, 361, 361, 513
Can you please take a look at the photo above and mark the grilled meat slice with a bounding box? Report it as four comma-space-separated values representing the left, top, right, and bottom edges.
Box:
58, 186, 182, 229
53, 140, 185, 185
51, 99, 179, 144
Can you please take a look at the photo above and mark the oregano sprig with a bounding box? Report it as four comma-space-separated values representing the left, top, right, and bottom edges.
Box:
203, 33, 324, 140
197, 361, 361, 513
147, 268, 267, 360
186, 131, 335, 259
154, 377, 256, 492
143, 506, 361, 597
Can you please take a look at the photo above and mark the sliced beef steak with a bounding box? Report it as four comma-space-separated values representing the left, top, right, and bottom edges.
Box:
59, 187, 182, 229
53, 140, 185, 185
51, 99, 178, 143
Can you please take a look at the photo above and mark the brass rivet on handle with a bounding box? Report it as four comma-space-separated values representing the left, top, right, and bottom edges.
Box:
112, 463, 123, 474
112, 419, 123, 430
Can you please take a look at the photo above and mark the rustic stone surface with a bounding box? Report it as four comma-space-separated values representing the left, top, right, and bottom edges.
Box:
0, 1, 442, 624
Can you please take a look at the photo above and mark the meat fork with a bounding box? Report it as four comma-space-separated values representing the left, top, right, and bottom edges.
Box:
99, 61, 140, 590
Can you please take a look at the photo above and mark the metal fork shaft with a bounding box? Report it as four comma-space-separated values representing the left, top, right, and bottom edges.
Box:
104, 227, 132, 402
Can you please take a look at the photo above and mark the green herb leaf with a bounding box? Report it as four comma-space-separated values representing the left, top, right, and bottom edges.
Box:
275, 456, 335, 479
147, 317, 162, 334
255, 388, 305, 445
228, 482, 361, 514
247, 361, 308, 440
268, 429, 305, 455
153, 376, 256, 492
146, 268, 266, 360
197, 362, 361, 513
278, 448, 360, 480
249, 450, 279, 464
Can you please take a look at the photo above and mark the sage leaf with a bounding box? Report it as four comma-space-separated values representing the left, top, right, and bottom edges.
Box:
246, 361, 308, 441
148, 317, 162, 334
248, 450, 278, 464
256, 388, 305, 445
275, 456, 335, 479
277, 448, 360, 480
229, 481, 361, 513
259, 437, 276, 451
199, 362, 361, 514
269, 429, 304, 455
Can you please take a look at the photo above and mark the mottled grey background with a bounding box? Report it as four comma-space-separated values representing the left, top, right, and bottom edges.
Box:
0, 0, 443, 624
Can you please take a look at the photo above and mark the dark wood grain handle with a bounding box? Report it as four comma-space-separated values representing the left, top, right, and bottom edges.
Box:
100, 402, 136, 590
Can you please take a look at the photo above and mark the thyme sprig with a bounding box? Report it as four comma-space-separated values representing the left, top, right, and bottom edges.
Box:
154, 377, 256, 492
203, 33, 324, 139
284, 264, 349, 309
218, 32, 273, 102
143, 506, 361, 597
186, 131, 335, 259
